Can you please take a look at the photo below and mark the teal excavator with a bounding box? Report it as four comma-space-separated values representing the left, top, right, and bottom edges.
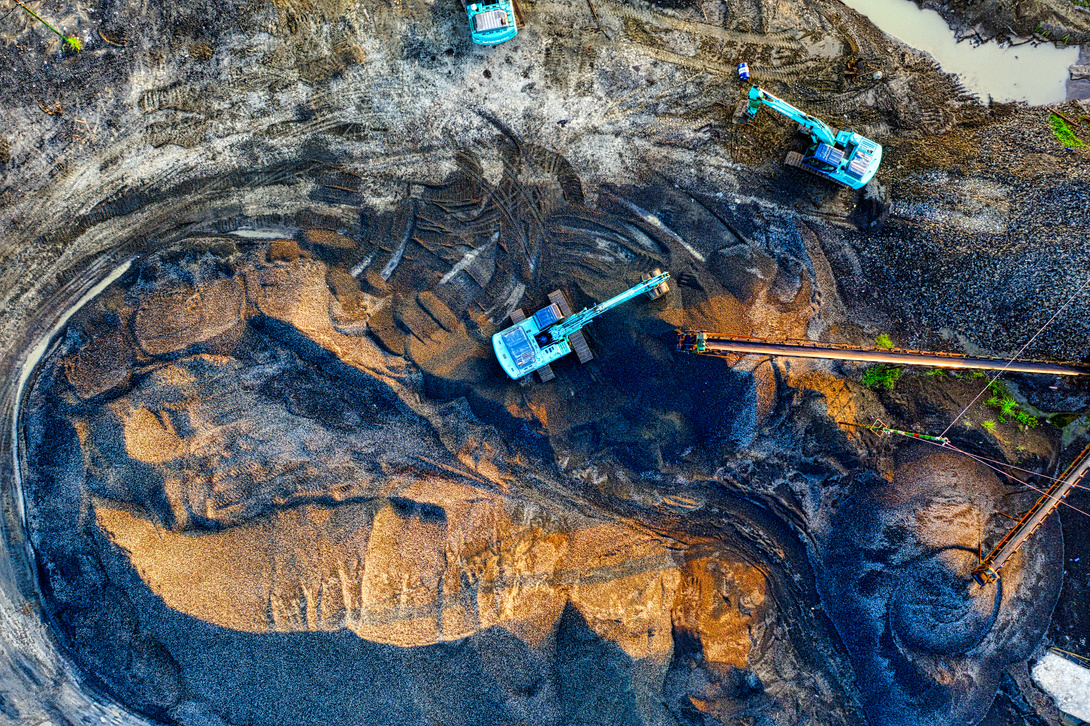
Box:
493, 271, 670, 382
744, 85, 882, 189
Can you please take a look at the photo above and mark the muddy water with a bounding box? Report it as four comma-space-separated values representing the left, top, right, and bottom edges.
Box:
841, 0, 1081, 104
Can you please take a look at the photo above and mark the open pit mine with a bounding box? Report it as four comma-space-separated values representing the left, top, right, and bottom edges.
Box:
2, 0, 1090, 725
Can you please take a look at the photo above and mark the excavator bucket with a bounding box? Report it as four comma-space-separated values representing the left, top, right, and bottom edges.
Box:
643, 268, 670, 300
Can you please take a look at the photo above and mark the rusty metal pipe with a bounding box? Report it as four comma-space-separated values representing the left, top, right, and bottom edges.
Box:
677, 332, 1090, 377
972, 440, 1090, 585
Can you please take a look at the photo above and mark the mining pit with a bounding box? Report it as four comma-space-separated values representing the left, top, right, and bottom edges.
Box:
2, 0, 1090, 724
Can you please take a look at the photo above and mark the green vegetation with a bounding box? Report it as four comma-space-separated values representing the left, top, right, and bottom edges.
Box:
986, 381, 1038, 428
1011, 408, 1038, 428
861, 365, 902, 391
947, 370, 984, 379
981, 419, 996, 432
1049, 114, 1087, 149
12, 0, 81, 52
874, 334, 894, 350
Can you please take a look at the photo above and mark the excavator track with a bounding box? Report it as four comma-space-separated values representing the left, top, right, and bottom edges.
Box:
569, 331, 594, 364
549, 289, 593, 364
547, 289, 573, 316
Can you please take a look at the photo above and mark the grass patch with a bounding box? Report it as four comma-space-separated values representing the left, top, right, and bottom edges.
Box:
874, 334, 894, 349
1049, 114, 1087, 149
1012, 409, 1039, 428
862, 365, 902, 391
986, 381, 1038, 428
981, 419, 996, 432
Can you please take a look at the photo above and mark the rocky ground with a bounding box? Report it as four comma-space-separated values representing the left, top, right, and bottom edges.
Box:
2, 0, 1090, 725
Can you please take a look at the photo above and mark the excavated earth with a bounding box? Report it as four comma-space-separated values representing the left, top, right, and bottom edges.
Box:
1, 0, 1090, 725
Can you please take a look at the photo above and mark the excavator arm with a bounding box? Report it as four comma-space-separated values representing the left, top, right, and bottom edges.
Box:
537, 272, 670, 345
746, 86, 838, 147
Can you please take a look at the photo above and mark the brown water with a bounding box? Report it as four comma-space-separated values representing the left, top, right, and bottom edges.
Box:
842, 0, 1081, 105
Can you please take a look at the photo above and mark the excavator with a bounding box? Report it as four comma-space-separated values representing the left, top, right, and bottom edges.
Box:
461, 0, 518, 44
743, 85, 882, 189
493, 271, 670, 382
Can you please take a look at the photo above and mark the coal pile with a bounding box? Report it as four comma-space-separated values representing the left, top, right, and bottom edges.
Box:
818, 449, 1063, 726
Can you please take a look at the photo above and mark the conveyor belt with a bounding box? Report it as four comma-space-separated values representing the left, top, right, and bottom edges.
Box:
971, 440, 1090, 585
676, 332, 1090, 377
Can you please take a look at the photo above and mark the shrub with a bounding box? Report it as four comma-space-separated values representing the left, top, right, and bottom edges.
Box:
874, 334, 894, 349
986, 381, 1039, 428
987, 382, 1018, 422
982, 419, 996, 432
862, 365, 902, 391
1013, 409, 1039, 428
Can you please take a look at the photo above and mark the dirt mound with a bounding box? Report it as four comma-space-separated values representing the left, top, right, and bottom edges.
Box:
22, 195, 848, 725
818, 448, 1063, 726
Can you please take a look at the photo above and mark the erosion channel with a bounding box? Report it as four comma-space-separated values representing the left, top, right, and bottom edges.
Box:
2, 0, 1090, 725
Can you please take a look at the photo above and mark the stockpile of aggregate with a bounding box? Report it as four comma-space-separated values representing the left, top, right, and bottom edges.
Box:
1, 0, 1087, 724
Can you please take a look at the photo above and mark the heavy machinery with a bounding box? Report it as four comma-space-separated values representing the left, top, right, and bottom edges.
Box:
461, 0, 518, 45
743, 85, 882, 189
676, 328, 1090, 586
493, 271, 670, 382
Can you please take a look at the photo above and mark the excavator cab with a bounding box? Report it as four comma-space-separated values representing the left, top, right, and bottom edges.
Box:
461, 0, 518, 45
802, 143, 843, 173
532, 303, 564, 347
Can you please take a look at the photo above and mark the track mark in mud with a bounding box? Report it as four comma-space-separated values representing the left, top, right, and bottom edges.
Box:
603, 1, 844, 83
544, 39, 597, 95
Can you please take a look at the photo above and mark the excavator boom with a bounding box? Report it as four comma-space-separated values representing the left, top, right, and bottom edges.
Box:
747, 86, 837, 146
546, 272, 670, 342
